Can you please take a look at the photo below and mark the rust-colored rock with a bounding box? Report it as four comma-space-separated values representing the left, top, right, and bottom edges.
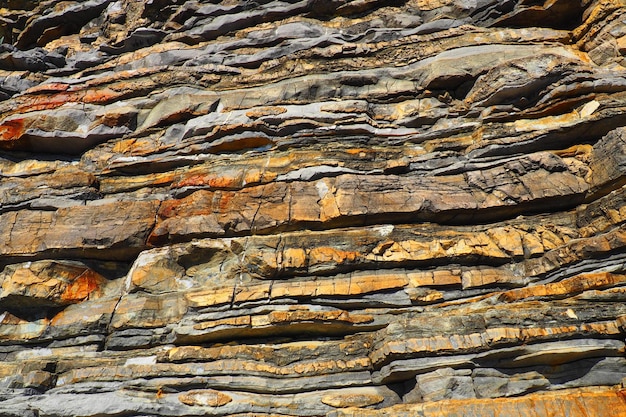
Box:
328, 387, 626, 417
0, 260, 107, 310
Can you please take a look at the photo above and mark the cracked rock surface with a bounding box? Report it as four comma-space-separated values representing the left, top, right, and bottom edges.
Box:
1, 1, 626, 416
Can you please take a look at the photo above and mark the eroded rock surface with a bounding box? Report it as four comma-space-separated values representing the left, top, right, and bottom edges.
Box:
1, 1, 626, 416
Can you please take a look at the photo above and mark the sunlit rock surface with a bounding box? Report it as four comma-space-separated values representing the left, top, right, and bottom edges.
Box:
1, 1, 626, 416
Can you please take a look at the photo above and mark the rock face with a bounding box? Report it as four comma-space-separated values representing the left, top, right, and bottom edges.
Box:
1, 1, 626, 416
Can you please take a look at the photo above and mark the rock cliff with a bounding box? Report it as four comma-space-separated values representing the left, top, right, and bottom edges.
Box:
1, 0, 626, 416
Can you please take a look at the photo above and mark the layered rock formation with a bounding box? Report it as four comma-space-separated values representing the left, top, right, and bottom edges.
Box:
1, 0, 626, 416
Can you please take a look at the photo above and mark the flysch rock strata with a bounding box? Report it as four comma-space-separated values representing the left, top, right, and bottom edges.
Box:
1, 0, 626, 416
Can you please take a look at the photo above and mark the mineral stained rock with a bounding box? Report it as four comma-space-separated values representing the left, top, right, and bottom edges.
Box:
1, 1, 626, 416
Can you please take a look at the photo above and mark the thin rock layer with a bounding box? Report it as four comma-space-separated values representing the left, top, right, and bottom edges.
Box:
1, 1, 626, 416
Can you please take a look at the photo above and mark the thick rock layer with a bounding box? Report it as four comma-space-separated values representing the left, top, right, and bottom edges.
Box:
1, 1, 626, 416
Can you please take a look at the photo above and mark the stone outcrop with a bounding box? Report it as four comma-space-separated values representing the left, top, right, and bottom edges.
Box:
1, 0, 626, 416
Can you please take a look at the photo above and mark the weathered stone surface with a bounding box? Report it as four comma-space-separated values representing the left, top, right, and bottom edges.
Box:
0, 200, 159, 261
328, 387, 626, 417
0, 260, 107, 311
178, 389, 232, 407
0, 0, 625, 416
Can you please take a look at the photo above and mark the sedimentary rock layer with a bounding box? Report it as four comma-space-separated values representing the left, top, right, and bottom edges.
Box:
1, 1, 626, 416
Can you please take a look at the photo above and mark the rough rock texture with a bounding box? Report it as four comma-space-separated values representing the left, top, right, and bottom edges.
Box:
1, 0, 626, 416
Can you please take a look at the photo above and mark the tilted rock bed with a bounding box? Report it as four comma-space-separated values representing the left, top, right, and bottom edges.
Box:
1, 0, 626, 416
